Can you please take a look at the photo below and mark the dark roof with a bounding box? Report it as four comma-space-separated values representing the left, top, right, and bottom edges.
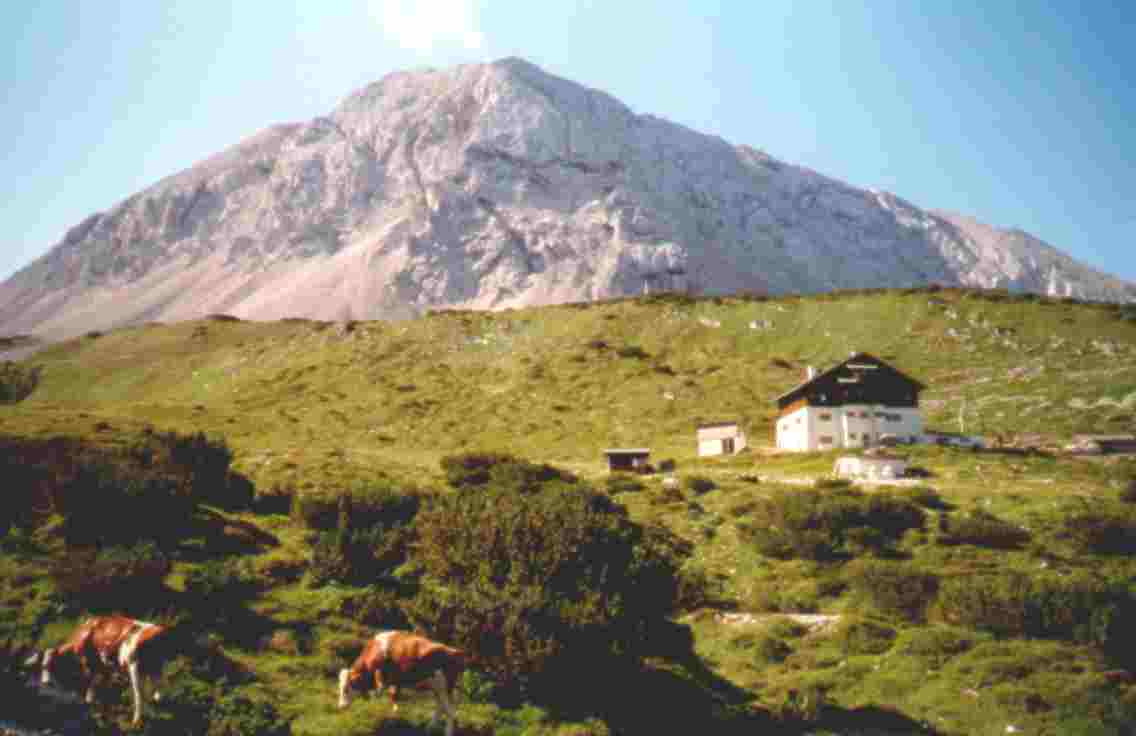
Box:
774, 352, 926, 404
603, 448, 651, 455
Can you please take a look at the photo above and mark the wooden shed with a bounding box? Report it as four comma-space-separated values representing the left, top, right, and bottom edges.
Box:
604, 448, 652, 473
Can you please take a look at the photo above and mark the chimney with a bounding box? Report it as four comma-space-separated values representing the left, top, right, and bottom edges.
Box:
806, 366, 817, 380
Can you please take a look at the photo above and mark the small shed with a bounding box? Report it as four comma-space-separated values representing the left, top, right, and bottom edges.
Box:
604, 448, 652, 473
697, 422, 747, 457
833, 453, 908, 481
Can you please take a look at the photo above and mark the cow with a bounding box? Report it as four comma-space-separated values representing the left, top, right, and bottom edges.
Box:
24, 615, 175, 725
337, 630, 466, 736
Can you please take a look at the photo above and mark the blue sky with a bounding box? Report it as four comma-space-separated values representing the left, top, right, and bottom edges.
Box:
2, 1, 1133, 283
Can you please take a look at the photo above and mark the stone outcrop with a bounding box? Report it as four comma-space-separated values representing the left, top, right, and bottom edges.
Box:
2, 57, 1133, 339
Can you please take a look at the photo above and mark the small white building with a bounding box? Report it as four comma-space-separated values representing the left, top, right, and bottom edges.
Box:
697, 422, 747, 457
775, 353, 925, 453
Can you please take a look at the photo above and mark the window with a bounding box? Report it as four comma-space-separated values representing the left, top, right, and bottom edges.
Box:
819, 412, 832, 421
819, 436, 833, 445
722, 438, 735, 454
848, 432, 858, 440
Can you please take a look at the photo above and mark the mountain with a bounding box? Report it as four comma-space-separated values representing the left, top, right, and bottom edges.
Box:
2, 57, 1133, 340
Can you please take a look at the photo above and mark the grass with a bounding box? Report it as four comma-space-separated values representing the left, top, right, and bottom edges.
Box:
4, 287, 1136, 734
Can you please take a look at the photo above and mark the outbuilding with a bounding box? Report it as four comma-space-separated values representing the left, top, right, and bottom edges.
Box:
697, 422, 747, 457
604, 448, 652, 473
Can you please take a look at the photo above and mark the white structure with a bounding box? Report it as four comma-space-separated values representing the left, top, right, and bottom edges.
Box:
775, 353, 925, 453
697, 422, 747, 457
833, 454, 909, 481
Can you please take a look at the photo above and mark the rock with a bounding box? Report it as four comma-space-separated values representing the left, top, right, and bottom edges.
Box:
3, 58, 1134, 340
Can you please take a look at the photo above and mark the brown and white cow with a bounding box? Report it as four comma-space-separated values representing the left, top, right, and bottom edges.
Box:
25, 616, 174, 725
338, 630, 466, 736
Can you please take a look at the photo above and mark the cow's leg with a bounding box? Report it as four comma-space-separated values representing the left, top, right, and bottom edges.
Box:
371, 670, 384, 700
127, 661, 144, 725
388, 683, 399, 713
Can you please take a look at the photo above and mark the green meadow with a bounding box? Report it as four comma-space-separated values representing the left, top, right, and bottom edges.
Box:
3, 287, 1136, 735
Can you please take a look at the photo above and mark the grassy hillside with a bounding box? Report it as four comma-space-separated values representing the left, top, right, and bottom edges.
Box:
4, 287, 1136, 736
5, 288, 1136, 489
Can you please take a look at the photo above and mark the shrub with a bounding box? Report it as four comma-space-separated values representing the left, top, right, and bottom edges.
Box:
185, 559, 258, 601
306, 489, 419, 587
147, 670, 289, 736
1061, 511, 1136, 555
892, 485, 950, 510
59, 465, 193, 549
751, 633, 793, 665
684, 476, 717, 495
406, 483, 685, 702
845, 560, 939, 622
893, 626, 985, 667
51, 542, 171, 610
339, 586, 412, 629
938, 510, 1029, 549
0, 361, 38, 403
605, 473, 645, 495
615, 345, 649, 359
1120, 479, 1136, 504
933, 571, 1136, 651
204, 692, 290, 736
440, 452, 577, 492
742, 489, 924, 561
833, 618, 897, 656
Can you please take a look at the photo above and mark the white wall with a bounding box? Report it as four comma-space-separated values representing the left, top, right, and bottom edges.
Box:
697, 428, 748, 456
777, 405, 923, 452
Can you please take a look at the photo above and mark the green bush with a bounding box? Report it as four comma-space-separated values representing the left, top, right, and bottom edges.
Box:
938, 510, 1029, 549
845, 560, 939, 622
684, 476, 717, 495
833, 618, 897, 655
145, 670, 289, 736
405, 482, 685, 702
605, 473, 645, 495
185, 558, 258, 600
55, 463, 189, 549
1061, 510, 1136, 555
440, 452, 577, 492
751, 632, 793, 665
306, 491, 419, 587
338, 585, 412, 629
742, 489, 924, 561
0, 361, 38, 403
892, 485, 950, 510
893, 625, 985, 667
51, 542, 171, 610
934, 571, 1136, 651
440, 451, 521, 488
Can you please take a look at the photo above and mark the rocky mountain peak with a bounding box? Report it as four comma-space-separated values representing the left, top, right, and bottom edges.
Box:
2, 57, 1133, 340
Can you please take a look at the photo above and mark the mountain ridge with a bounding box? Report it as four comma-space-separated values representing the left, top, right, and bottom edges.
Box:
3, 57, 1133, 339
